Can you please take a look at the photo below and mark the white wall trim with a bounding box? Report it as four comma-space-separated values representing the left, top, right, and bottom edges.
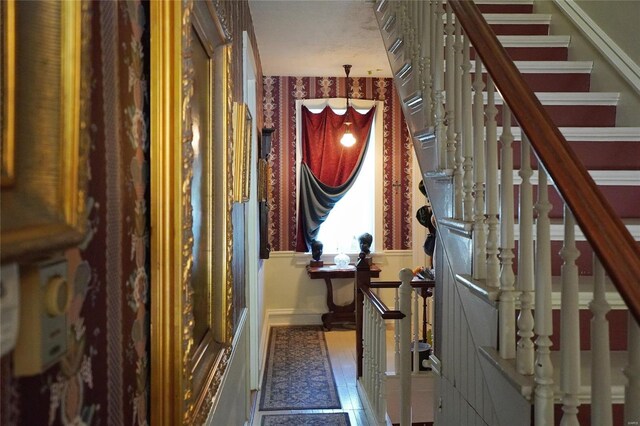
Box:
206, 309, 249, 424
554, 0, 640, 95
273, 249, 413, 266
266, 308, 325, 327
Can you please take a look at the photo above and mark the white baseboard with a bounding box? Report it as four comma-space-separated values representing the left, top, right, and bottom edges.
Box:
266, 308, 325, 327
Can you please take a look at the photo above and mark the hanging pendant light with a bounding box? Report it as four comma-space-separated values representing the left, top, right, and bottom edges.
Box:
340, 64, 356, 147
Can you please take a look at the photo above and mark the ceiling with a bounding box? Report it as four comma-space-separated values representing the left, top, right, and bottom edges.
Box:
248, 0, 392, 78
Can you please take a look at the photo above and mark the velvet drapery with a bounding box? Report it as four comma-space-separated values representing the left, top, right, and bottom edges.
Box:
295, 105, 376, 252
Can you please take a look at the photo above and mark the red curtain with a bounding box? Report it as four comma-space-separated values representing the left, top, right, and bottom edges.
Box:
295, 105, 376, 252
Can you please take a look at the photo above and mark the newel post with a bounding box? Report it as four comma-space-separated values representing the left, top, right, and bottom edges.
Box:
355, 251, 371, 378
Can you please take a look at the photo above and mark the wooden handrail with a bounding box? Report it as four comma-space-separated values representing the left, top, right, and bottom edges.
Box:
362, 286, 406, 320
368, 280, 435, 290
450, 0, 640, 323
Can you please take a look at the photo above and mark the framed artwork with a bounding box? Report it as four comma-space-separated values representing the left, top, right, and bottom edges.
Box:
233, 102, 252, 202
0, 0, 91, 262
258, 128, 274, 259
151, 1, 234, 424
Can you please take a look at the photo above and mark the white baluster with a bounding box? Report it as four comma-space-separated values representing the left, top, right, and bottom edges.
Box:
445, 2, 456, 171
590, 256, 612, 426
413, 287, 420, 374
534, 168, 555, 426
374, 314, 381, 419
497, 101, 516, 359
486, 75, 500, 291
560, 207, 581, 425
364, 298, 371, 393
461, 34, 474, 223
517, 133, 535, 375
421, 1, 433, 128
624, 314, 640, 424
395, 286, 400, 374
399, 268, 413, 426
379, 320, 388, 422
453, 20, 464, 220
433, 0, 446, 169
472, 55, 486, 280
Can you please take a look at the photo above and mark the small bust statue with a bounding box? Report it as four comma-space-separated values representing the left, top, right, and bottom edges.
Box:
358, 233, 373, 255
311, 240, 323, 261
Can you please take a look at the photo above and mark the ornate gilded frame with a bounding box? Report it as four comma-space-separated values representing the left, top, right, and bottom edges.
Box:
233, 102, 252, 202
0, 1, 90, 262
1, 0, 15, 187
151, 1, 234, 424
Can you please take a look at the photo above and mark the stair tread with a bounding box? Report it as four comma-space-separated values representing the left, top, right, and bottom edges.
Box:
500, 126, 640, 141
481, 13, 551, 23
479, 347, 628, 402
486, 91, 620, 105
472, 60, 593, 73
496, 35, 570, 46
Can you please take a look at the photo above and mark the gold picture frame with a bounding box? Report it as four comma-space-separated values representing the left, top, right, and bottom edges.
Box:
1, 0, 15, 187
151, 1, 234, 424
0, 1, 90, 262
233, 102, 252, 203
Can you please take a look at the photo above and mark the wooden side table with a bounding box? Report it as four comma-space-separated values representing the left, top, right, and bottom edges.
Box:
306, 263, 381, 330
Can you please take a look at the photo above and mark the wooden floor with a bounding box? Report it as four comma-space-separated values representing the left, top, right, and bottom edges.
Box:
251, 326, 371, 426
250, 326, 435, 426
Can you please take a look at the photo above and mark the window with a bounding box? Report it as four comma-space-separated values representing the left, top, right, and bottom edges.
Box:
296, 99, 383, 255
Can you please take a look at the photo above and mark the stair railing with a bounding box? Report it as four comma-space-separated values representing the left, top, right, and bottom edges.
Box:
356, 255, 435, 426
374, 0, 640, 424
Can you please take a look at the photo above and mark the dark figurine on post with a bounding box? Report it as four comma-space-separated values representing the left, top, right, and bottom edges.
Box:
310, 240, 324, 266
358, 233, 373, 255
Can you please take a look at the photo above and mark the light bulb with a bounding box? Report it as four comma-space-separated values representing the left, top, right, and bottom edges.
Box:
340, 130, 356, 147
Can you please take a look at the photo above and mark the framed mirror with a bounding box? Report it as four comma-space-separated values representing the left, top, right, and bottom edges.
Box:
151, 1, 234, 424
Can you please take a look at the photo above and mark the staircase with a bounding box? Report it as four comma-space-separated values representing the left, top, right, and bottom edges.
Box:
372, 0, 640, 425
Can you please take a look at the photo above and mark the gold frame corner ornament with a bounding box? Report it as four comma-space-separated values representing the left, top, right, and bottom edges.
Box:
151, 1, 234, 424
0, 0, 90, 262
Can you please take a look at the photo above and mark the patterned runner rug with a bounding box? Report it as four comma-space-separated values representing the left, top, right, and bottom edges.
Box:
261, 413, 351, 426
259, 325, 341, 410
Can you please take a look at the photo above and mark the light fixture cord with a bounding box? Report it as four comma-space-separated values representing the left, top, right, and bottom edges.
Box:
343, 64, 352, 111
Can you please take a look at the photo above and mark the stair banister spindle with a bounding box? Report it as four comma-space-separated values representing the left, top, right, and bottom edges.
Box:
433, 0, 446, 169
379, 319, 387, 421
497, 101, 516, 360
485, 75, 500, 291
374, 314, 381, 419
590, 256, 613, 426
472, 55, 486, 280
394, 287, 400, 373
399, 268, 413, 426
461, 34, 473, 222
422, 0, 433, 128
364, 297, 371, 392
453, 19, 463, 220
413, 288, 420, 374
517, 133, 535, 375
444, 2, 456, 171
559, 206, 581, 425
624, 315, 640, 424
534, 168, 555, 426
